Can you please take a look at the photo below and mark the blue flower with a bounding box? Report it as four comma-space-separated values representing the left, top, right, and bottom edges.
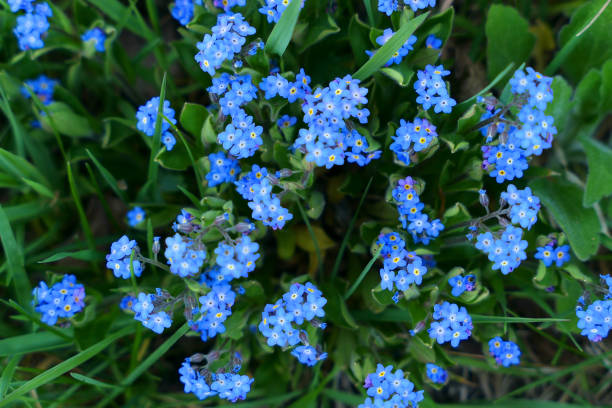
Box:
135, 96, 176, 137
11, 2, 52, 50
414, 65, 456, 113
428, 301, 472, 348
33, 275, 86, 325
82, 27, 107, 52
488, 337, 521, 367
127, 207, 146, 227
425, 34, 442, 49
259, 0, 305, 23
21, 75, 57, 105
426, 363, 448, 384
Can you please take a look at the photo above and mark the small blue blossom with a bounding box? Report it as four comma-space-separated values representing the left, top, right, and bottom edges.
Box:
359, 363, 424, 407
82, 27, 107, 52
488, 337, 521, 367
206, 152, 240, 187
428, 301, 473, 348
11, 1, 52, 50
425, 34, 442, 49
426, 363, 448, 384
21, 75, 58, 105
32, 275, 86, 325
414, 65, 456, 113
127, 206, 146, 227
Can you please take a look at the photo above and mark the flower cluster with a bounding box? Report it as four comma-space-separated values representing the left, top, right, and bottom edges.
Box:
235, 165, 293, 230
482, 67, 556, 183
32, 275, 86, 326
535, 243, 570, 267
426, 363, 448, 384
190, 284, 236, 341
359, 364, 424, 408
213, 0, 246, 11
209, 73, 258, 117
366, 29, 417, 66
21, 74, 57, 105
135, 96, 177, 151
82, 27, 106, 52
488, 337, 521, 367
105, 235, 143, 279
9, 1, 52, 51
414, 64, 456, 113
294, 75, 381, 169
171, 0, 202, 25
218, 110, 262, 159
428, 301, 473, 347
378, 0, 436, 15
213, 235, 259, 282
179, 356, 253, 402
126, 206, 146, 227
575, 275, 612, 342
501, 184, 540, 230
475, 226, 527, 275
259, 70, 311, 102
377, 232, 429, 297
165, 233, 207, 278
392, 176, 444, 244
194, 13, 255, 76
259, 0, 305, 23
390, 118, 438, 165
132, 290, 173, 334
259, 282, 327, 366
207, 152, 240, 187
448, 273, 476, 297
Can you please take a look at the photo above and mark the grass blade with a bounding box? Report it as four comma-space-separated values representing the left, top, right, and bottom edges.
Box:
85, 148, 128, 202
0, 332, 71, 357
146, 73, 168, 199
344, 244, 383, 300
69, 373, 122, 390
0, 356, 21, 398
95, 322, 190, 407
470, 314, 570, 324
296, 200, 322, 277
331, 177, 372, 279
0, 205, 31, 312
265, 0, 302, 56
353, 12, 429, 81
0, 326, 133, 407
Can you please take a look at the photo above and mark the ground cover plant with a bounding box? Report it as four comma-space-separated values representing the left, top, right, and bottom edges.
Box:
0, 0, 611, 406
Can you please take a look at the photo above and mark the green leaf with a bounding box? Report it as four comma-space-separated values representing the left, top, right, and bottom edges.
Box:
69, 373, 122, 390
265, 0, 302, 56
306, 191, 325, 219
470, 315, 568, 324
545, 77, 573, 135
380, 65, 414, 87
0, 332, 70, 357
85, 149, 128, 202
154, 137, 198, 171
409, 335, 435, 363
38, 250, 105, 263
0, 148, 48, 187
0, 326, 133, 407
353, 12, 429, 81
485, 5, 535, 81
530, 178, 600, 261
574, 69, 602, 119
0, 205, 31, 312
179, 102, 209, 136
21, 177, 54, 199
582, 137, 612, 206
296, 13, 340, 53
558, 0, 612, 84
40, 102, 93, 138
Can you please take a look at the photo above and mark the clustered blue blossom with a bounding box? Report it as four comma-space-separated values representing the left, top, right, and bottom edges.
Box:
132, 289, 173, 334
21, 74, 57, 105
119, 295, 136, 311
164, 233, 207, 278
378, 0, 436, 15
277, 114, 297, 128
366, 28, 417, 66
105, 235, 143, 279
488, 337, 521, 367
501, 184, 540, 230
126, 206, 146, 227
179, 356, 253, 402
213, 234, 259, 282
33, 274, 86, 326
9, 0, 52, 50
576, 275, 612, 342
171, 0, 202, 25
426, 363, 448, 384
377, 232, 429, 300
359, 364, 424, 408
535, 242, 570, 267
390, 118, 438, 165
448, 273, 476, 297
259, 0, 305, 23
293, 75, 382, 168
190, 284, 236, 341
259, 282, 328, 366
425, 34, 442, 49
392, 176, 444, 244
213, 0, 246, 11
428, 301, 473, 347
194, 13, 255, 76
481, 67, 556, 183
259, 69, 311, 101
475, 226, 527, 275
135, 96, 177, 151
81, 27, 106, 52
206, 152, 240, 186
235, 165, 293, 230
414, 64, 456, 113
209, 74, 262, 158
